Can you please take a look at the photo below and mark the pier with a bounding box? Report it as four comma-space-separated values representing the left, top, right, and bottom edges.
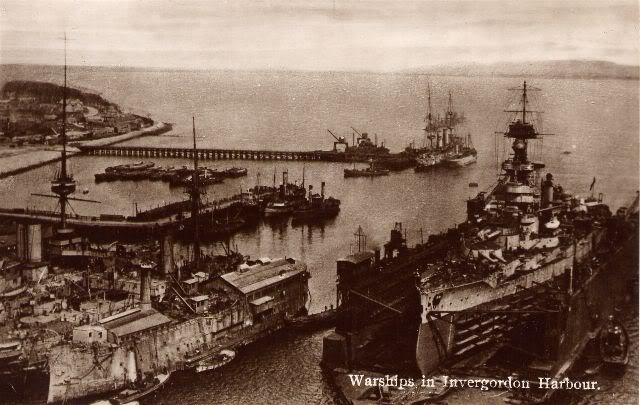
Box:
0, 193, 256, 236
81, 145, 328, 161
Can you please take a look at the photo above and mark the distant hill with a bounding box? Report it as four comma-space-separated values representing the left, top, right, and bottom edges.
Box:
0, 60, 637, 80
1, 80, 119, 109
407, 60, 639, 80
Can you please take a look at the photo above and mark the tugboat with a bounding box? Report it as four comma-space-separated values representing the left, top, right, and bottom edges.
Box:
292, 182, 341, 222
344, 160, 390, 178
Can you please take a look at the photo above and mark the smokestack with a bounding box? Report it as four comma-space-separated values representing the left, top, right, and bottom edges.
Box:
140, 263, 152, 310
321, 182, 325, 199
282, 171, 288, 196
542, 173, 554, 208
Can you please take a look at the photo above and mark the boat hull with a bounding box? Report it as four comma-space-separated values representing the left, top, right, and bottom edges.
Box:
444, 153, 477, 167
415, 228, 637, 380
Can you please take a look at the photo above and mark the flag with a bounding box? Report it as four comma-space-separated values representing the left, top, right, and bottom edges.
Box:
589, 177, 596, 191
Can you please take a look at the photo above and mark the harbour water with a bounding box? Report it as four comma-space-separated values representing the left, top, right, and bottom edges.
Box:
0, 68, 637, 404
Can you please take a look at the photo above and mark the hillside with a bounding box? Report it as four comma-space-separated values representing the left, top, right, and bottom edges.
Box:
1, 80, 119, 110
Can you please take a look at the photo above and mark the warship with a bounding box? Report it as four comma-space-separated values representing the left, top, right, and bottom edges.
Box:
414, 86, 475, 171
322, 81, 638, 404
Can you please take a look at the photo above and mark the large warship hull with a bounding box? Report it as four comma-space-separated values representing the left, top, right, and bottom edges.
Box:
416, 225, 636, 385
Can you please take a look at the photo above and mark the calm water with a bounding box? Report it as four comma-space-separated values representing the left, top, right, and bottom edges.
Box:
0, 68, 637, 404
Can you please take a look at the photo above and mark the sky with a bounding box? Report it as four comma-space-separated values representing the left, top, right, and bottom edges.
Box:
0, 0, 638, 71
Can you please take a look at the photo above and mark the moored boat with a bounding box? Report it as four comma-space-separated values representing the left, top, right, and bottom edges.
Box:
194, 349, 236, 373
103, 373, 170, 405
599, 315, 630, 366
292, 181, 341, 221
344, 160, 389, 178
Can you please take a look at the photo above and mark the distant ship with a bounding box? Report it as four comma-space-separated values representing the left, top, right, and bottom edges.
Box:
443, 133, 477, 167
344, 160, 390, 178
326, 129, 415, 171
414, 84, 476, 171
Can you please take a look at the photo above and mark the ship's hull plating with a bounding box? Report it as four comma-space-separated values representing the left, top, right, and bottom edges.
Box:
416, 227, 635, 381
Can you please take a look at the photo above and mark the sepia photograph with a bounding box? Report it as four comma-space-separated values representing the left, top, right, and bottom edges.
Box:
0, 1, 638, 404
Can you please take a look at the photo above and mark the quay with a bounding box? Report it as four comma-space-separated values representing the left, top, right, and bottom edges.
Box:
0, 192, 252, 235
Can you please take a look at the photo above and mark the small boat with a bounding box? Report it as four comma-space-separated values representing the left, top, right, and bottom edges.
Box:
195, 349, 236, 373
344, 160, 389, 178
599, 316, 629, 366
82, 188, 89, 194
108, 373, 170, 405
222, 167, 248, 178
0, 341, 22, 363
562, 150, 572, 155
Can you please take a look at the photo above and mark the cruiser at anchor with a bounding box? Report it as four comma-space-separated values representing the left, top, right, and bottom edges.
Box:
414, 84, 476, 171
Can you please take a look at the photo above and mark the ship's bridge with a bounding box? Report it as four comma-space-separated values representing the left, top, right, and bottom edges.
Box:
491, 182, 539, 206
506, 120, 538, 139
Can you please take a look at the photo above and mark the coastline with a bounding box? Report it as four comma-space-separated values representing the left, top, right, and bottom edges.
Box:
0, 122, 172, 179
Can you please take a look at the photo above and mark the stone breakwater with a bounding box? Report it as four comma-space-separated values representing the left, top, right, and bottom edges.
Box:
0, 122, 172, 179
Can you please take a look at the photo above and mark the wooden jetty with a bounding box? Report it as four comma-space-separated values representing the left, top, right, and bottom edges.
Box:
81, 145, 327, 161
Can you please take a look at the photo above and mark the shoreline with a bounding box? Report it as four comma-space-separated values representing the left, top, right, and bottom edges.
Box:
0, 122, 172, 179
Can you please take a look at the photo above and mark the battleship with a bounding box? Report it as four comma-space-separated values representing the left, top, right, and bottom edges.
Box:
322, 81, 638, 404
414, 84, 476, 171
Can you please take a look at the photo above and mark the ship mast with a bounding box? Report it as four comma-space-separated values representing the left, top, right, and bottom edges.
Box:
446, 91, 453, 129
51, 33, 76, 234
189, 117, 201, 268
424, 81, 434, 148
500, 80, 546, 185
521, 81, 528, 124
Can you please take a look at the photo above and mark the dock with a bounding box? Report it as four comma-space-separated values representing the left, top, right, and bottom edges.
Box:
81, 145, 326, 161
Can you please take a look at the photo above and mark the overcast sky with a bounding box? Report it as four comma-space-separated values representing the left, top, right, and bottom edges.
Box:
1, 0, 638, 71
